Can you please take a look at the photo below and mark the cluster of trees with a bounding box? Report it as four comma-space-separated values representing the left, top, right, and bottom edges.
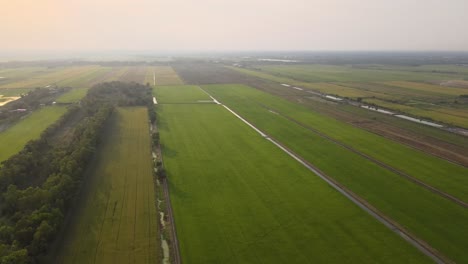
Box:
85, 82, 156, 123
151, 131, 167, 181
152, 131, 160, 146
0, 88, 67, 127
0, 105, 112, 263
85, 81, 152, 107
151, 131, 165, 179
0, 81, 153, 263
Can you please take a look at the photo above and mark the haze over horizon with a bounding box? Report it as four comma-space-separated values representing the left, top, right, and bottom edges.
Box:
1, 0, 468, 53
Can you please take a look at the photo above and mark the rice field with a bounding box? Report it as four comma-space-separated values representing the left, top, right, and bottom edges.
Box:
147, 66, 184, 86
55, 107, 159, 264
0, 106, 67, 162
257, 64, 468, 82
302, 82, 379, 98
55, 88, 89, 103
158, 103, 429, 263
57, 67, 113, 87
231, 65, 468, 128
118, 66, 148, 84
0, 66, 103, 89
1, 62, 465, 263
203, 84, 468, 263
384, 81, 468, 97
0, 67, 46, 86
153, 85, 211, 104
363, 98, 468, 127
0, 88, 33, 97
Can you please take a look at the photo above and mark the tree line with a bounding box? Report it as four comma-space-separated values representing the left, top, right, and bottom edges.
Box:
0, 81, 154, 263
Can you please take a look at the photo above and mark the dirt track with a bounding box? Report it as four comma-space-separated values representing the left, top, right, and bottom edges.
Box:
154, 117, 181, 264
160, 177, 181, 264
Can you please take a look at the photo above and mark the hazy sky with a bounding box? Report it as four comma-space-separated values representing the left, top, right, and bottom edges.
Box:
1, 0, 467, 51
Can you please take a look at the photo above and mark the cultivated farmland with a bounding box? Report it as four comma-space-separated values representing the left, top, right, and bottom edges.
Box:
91, 67, 129, 84
0, 66, 103, 89
384, 81, 468, 96
55, 107, 159, 264
1, 59, 467, 264
203, 84, 468, 263
153, 85, 212, 104
147, 66, 184, 86
157, 103, 429, 263
230, 65, 468, 128
256, 64, 468, 83
55, 88, 89, 103
0, 106, 67, 162
0, 67, 46, 86
0, 88, 33, 97
204, 85, 468, 201
118, 66, 148, 84
56, 67, 113, 88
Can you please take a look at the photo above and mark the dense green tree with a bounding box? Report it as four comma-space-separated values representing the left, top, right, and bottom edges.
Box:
0, 82, 153, 262
0, 227, 13, 244
30, 221, 54, 255
2, 185, 18, 214
0, 249, 29, 264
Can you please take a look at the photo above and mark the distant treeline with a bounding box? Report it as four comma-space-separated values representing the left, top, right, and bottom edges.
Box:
0, 82, 153, 263
0, 61, 169, 68
2, 52, 468, 68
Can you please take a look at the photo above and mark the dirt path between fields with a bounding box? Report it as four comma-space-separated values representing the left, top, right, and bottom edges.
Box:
153, 117, 181, 264
160, 177, 181, 264
200, 87, 451, 264
260, 105, 468, 208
